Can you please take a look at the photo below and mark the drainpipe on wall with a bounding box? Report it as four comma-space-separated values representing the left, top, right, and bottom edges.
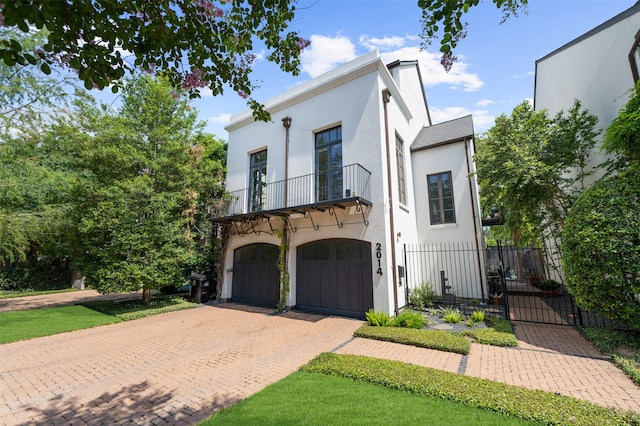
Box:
282, 117, 292, 204
465, 138, 486, 302
382, 89, 399, 316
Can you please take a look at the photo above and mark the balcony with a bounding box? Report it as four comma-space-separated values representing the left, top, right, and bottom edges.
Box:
213, 163, 372, 222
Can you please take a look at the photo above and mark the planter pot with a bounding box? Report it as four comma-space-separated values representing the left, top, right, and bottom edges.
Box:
539, 290, 558, 298
492, 294, 505, 305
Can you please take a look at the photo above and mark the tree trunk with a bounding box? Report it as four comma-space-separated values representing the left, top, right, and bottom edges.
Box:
141, 287, 151, 302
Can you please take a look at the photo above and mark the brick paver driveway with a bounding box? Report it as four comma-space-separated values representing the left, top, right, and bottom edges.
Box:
0, 304, 361, 425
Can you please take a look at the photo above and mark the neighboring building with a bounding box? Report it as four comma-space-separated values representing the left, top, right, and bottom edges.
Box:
212, 51, 485, 318
535, 2, 640, 183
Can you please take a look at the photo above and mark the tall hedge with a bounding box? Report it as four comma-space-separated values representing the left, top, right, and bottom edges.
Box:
562, 168, 640, 329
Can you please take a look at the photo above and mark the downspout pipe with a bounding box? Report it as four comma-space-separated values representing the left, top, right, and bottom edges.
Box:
464, 138, 485, 302
382, 89, 399, 316
282, 117, 292, 204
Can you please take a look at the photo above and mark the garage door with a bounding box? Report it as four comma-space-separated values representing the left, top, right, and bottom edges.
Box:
232, 243, 280, 307
297, 239, 373, 318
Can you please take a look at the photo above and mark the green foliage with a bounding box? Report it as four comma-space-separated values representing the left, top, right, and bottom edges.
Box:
604, 80, 640, 166
64, 76, 226, 298
471, 310, 485, 323
302, 353, 639, 426
81, 296, 197, 321
0, 263, 71, 293
441, 307, 463, 324
456, 328, 518, 347
408, 282, 438, 309
581, 327, 640, 385
391, 310, 426, 329
365, 309, 392, 327
475, 100, 600, 244
1, 1, 306, 120
418, 0, 527, 71
562, 168, 640, 330
538, 279, 560, 291
354, 325, 471, 355
274, 217, 290, 312
485, 317, 515, 334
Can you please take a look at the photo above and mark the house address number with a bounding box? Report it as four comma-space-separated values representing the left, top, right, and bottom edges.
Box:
375, 243, 383, 275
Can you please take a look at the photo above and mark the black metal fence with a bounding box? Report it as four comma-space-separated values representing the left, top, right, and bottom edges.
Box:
404, 241, 634, 330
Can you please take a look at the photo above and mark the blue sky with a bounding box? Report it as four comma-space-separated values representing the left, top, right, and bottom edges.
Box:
103, 0, 639, 139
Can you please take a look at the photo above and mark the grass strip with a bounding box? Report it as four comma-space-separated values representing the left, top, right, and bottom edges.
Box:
455, 328, 518, 347
81, 296, 197, 321
301, 352, 640, 426
0, 288, 78, 299
0, 305, 121, 343
202, 371, 537, 425
354, 325, 471, 354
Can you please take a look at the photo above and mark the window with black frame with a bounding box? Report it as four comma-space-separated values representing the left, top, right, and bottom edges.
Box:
427, 171, 456, 224
249, 149, 267, 212
315, 126, 343, 202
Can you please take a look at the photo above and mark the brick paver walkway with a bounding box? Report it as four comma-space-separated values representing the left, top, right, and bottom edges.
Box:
337, 322, 640, 414
0, 301, 361, 425
1, 291, 639, 424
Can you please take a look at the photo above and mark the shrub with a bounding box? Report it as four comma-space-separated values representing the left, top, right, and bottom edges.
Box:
471, 310, 485, 324
391, 310, 426, 329
302, 353, 639, 426
408, 282, 437, 309
457, 328, 518, 347
354, 325, 470, 355
538, 280, 560, 291
441, 307, 463, 324
365, 309, 392, 327
562, 168, 640, 330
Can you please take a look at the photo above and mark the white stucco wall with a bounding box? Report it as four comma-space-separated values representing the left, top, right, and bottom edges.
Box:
221, 51, 458, 315
409, 140, 486, 301
535, 6, 640, 182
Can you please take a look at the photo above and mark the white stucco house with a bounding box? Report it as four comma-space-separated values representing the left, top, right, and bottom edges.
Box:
212, 51, 485, 318
535, 2, 640, 182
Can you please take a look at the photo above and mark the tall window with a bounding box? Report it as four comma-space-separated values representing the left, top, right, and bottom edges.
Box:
315, 126, 342, 202
396, 134, 407, 205
427, 171, 456, 225
249, 150, 267, 212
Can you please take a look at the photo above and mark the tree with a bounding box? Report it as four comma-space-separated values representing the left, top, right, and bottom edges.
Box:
62, 76, 226, 301
475, 100, 600, 246
419, 0, 527, 70
603, 80, 640, 168
0, 0, 309, 120
562, 80, 640, 329
562, 167, 640, 329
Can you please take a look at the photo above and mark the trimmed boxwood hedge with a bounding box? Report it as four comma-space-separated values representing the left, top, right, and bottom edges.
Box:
302, 353, 639, 426
354, 325, 471, 355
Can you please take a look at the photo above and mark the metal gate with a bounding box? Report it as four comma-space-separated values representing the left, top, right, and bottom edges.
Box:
492, 241, 631, 329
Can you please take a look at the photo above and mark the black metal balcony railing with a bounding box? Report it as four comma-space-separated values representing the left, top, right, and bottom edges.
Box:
225, 163, 371, 217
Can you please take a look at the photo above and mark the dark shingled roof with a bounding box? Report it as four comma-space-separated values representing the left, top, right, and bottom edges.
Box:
410, 115, 474, 152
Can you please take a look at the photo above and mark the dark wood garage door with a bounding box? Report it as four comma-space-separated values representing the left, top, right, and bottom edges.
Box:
297, 239, 373, 318
232, 243, 280, 307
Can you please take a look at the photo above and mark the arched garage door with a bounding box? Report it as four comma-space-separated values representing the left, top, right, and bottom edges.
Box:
232, 243, 280, 307
297, 239, 374, 318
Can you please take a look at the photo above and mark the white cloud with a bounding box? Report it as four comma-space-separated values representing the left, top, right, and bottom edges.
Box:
358, 35, 405, 52
209, 113, 231, 124
511, 70, 535, 79
301, 35, 357, 78
476, 99, 494, 107
379, 46, 484, 92
429, 106, 496, 133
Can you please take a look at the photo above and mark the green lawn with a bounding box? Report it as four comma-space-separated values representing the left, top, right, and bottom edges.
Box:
0, 296, 197, 344
0, 305, 121, 343
202, 372, 538, 426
